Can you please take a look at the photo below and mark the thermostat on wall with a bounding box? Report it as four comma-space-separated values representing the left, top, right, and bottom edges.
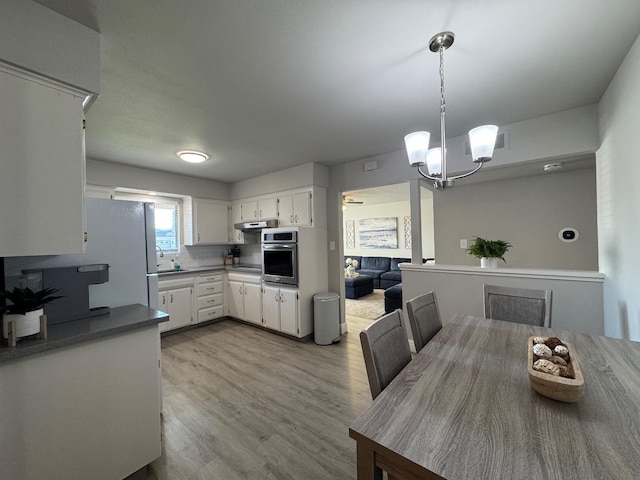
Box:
558, 228, 579, 243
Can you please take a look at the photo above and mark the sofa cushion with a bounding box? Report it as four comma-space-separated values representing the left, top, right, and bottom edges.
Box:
360, 256, 391, 271
391, 257, 411, 271
380, 271, 402, 282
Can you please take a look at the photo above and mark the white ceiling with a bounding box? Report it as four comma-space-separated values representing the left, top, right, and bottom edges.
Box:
36, 0, 640, 184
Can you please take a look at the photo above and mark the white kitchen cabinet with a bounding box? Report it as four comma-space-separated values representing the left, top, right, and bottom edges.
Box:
195, 272, 225, 323
241, 197, 278, 222
228, 274, 262, 324
262, 285, 299, 336
158, 277, 194, 332
278, 191, 312, 227
229, 202, 245, 244
184, 197, 229, 245
0, 65, 87, 256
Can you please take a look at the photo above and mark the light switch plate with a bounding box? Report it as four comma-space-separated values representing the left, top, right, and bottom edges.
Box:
459, 239, 467, 249
329, 241, 336, 250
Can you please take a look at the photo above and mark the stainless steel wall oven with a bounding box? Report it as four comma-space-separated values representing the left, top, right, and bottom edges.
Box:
261, 229, 298, 286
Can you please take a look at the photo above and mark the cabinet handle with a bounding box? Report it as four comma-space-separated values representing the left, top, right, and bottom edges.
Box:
259, 209, 262, 217
254, 210, 258, 218
197, 233, 200, 241
239, 286, 243, 295
290, 215, 294, 223
275, 293, 279, 302
244, 285, 248, 294
294, 215, 298, 223
162, 295, 165, 305
170, 294, 174, 303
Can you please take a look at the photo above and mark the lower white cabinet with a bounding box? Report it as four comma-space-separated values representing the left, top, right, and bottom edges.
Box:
158, 277, 194, 332
228, 273, 262, 324
262, 285, 299, 336
196, 272, 225, 323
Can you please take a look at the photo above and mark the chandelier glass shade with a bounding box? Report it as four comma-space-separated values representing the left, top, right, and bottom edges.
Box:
405, 32, 499, 190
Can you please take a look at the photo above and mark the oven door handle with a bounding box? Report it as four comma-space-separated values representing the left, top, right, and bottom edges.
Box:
262, 244, 297, 249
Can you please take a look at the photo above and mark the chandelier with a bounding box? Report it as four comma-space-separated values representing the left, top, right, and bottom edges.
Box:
404, 32, 498, 190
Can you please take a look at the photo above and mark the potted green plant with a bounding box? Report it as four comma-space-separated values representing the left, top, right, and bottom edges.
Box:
466, 236, 512, 268
1, 287, 62, 339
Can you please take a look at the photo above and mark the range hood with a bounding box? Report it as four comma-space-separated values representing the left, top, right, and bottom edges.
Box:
234, 219, 279, 231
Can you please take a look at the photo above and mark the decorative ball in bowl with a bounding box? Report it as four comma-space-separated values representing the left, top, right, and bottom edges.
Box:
527, 336, 584, 403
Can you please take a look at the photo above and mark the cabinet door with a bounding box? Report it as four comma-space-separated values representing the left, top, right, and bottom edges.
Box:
158, 292, 169, 332
244, 283, 263, 325
279, 289, 299, 336
262, 285, 280, 330
167, 286, 193, 330
230, 203, 244, 244
278, 195, 294, 227
0, 69, 85, 256
292, 192, 311, 226
258, 197, 278, 219
194, 198, 229, 244
241, 200, 258, 222
228, 280, 245, 319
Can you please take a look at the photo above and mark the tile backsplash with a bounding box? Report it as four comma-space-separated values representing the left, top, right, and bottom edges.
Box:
156, 243, 261, 270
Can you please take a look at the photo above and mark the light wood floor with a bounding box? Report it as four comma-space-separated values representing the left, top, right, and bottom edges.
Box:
148, 315, 375, 479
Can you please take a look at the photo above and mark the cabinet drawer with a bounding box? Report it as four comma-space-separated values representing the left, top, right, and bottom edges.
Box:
197, 282, 223, 296
198, 272, 224, 284
198, 305, 224, 322
197, 293, 223, 310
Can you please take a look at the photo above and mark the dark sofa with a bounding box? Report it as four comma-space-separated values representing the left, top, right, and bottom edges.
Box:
380, 258, 410, 289
344, 256, 410, 289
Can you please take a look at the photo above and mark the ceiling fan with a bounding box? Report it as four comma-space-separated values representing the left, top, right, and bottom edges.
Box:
342, 196, 364, 209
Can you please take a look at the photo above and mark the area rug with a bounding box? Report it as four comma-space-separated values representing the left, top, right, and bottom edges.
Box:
345, 289, 385, 320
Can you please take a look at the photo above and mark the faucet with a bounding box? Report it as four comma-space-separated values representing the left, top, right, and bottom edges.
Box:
156, 245, 164, 258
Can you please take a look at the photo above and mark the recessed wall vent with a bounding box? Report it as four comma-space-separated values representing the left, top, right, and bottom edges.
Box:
465, 131, 507, 156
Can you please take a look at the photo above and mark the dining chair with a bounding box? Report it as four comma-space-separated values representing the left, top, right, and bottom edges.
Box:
360, 309, 412, 400
405, 291, 442, 353
483, 284, 552, 327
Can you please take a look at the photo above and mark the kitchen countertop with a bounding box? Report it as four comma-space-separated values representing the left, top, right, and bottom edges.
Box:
157, 264, 262, 276
0, 303, 168, 363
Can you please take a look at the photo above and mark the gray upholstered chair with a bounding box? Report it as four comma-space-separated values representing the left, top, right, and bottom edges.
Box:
359, 309, 412, 400
405, 291, 442, 353
483, 284, 552, 327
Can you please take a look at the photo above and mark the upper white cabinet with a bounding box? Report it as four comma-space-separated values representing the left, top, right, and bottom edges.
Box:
240, 197, 278, 222
0, 66, 87, 256
184, 197, 229, 245
278, 192, 312, 227
229, 203, 245, 244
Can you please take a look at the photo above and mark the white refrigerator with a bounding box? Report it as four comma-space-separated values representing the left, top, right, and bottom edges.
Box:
4, 198, 159, 311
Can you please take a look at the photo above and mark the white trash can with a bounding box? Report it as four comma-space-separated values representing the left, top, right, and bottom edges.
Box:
313, 292, 340, 345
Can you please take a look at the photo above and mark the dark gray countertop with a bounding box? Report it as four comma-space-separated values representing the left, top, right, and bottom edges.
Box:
157, 264, 262, 277
0, 304, 169, 364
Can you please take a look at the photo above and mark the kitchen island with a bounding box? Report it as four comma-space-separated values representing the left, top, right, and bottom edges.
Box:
0, 304, 168, 480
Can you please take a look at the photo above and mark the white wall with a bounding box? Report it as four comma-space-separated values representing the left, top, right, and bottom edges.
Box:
230, 162, 329, 199
433, 168, 599, 270
597, 32, 640, 340
87, 159, 229, 200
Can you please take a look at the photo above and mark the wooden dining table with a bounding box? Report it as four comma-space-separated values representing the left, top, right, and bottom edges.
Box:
349, 315, 640, 479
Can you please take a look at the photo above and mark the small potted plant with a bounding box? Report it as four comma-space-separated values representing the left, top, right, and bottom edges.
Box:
466, 236, 512, 268
1, 287, 63, 339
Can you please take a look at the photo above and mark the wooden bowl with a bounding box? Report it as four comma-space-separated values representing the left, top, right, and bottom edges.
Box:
527, 336, 584, 403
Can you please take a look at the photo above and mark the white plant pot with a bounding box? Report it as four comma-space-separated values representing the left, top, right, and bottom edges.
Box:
2, 308, 43, 339
480, 257, 499, 268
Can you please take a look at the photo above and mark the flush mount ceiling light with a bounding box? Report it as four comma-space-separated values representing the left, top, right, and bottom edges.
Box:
177, 150, 209, 163
404, 32, 499, 190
